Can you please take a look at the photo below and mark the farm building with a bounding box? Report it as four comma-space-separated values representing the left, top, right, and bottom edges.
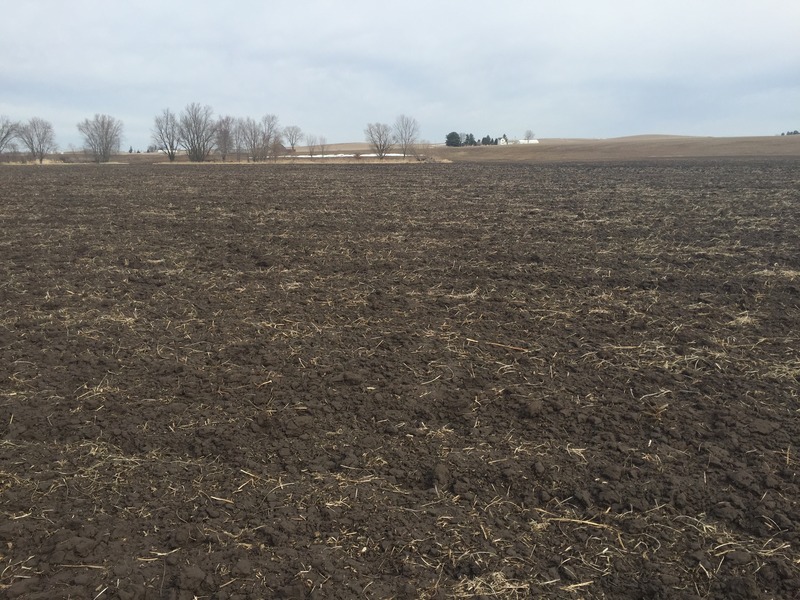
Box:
498, 137, 539, 145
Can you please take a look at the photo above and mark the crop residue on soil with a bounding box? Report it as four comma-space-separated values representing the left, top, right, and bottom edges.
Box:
1, 162, 799, 599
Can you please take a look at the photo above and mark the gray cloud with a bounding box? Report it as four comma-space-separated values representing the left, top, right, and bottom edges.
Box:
1, 0, 798, 149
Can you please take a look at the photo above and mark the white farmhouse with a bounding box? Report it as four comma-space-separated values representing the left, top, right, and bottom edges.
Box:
497, 136, 539, 145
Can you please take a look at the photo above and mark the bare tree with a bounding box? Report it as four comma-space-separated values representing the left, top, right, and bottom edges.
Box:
524, 129, 535, 141
215, 115, 236, 161
0, 116, 18, 154
17, 117, 57, 164
179, 103, 216, 162
77, 114, 123, 162
152, 108, 180, 161
232, 117, 246, 161
283, 125, 303, 152
305, 134, 318, 157
393, 114, 419, 157
411, 140, 431, 161
364, 122, 394, 159
239, 114, 280, 161
270, 132, 285, 161
318, 136, 328, 157
260, 115, 281, 160
239, 117, 261, 161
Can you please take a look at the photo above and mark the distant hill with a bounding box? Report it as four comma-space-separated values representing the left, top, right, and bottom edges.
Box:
429, 135, 800, 163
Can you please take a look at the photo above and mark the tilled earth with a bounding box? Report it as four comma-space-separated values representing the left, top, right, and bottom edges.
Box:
0, 161, 798, 599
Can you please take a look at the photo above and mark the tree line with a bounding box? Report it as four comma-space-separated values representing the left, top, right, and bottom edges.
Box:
0, 106, 422, 164
363, 115, 420, 158
445, 132, 505, 147
0, 106, 322, 164
445, 130, 535, 147
0, 115, 59, 163
149, 104, 307, 162
0, 114, 124, 164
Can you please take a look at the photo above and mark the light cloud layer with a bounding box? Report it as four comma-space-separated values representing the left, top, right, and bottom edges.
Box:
2, 0, 798, 150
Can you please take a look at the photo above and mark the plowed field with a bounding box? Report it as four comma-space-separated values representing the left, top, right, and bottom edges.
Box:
1, 161, 798, 599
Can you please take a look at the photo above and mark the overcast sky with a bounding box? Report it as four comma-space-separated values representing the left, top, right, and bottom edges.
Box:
2, 0, 799, 150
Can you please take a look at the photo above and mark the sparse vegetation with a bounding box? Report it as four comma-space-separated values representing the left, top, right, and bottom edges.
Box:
305, 133, 318, 157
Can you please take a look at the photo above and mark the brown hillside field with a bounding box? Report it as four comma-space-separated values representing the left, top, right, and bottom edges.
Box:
1, 159, 798, 598
433, 134, 800, 163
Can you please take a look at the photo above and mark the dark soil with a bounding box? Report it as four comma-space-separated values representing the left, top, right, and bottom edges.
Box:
1, 161, 798, 599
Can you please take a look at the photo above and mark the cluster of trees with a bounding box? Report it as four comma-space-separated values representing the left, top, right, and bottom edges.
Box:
0, 113, 123, 163
445, 129, 534, 147
0, 104, 325, 164
0, 115, 59, 163
446, 132, 495, 147
364, 115, 420, 158
152, 106, 422, 162
150, 103, 321, 162
1, 108, 423, 163
781, 130, 799, 136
